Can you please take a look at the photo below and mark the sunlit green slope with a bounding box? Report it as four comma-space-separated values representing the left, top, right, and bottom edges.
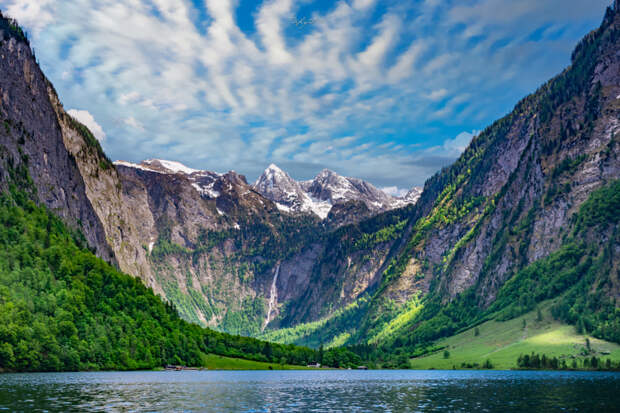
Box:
409, 302, 620, 370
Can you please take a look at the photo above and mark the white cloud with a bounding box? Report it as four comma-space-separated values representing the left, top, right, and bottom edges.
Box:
382, 186, 409, 197
425, 88, 448, 101
256, 0, 294, 64
442, 131, 478, 155
124, 116, 144, 131
119, 91, 140, 105
4, 0, 54, 35
2, 0, 609, 187
67, 109, 106, 141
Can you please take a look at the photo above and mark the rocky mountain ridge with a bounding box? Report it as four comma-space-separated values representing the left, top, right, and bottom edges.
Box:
116, 160, 422, 222
0, 2, 618, 353
107, 158, 420, 332
254, 164, 421, 219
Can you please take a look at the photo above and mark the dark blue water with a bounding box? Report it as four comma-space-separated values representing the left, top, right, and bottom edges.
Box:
1, 370, 619, 412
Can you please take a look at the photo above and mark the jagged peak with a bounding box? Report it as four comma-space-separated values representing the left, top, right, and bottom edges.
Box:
317, 168, 338, 177
266, 163, 284, 172
255, 163, 297, 187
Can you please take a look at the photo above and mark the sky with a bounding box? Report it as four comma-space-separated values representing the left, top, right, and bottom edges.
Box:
0, 0, 611, 192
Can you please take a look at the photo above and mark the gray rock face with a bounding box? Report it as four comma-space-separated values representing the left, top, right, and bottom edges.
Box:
110, 159, 402, 333
252, 163, 319, 215
363, 4, 620, 334
0, 32, 113, 262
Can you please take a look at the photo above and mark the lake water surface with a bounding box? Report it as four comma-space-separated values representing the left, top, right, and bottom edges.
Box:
1, 369, 619, 412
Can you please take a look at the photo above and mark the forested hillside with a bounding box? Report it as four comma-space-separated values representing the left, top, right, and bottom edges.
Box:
348, 3, 620, 361
0, 182, 363, 371
262, 2, 620, 361
1, 1, 619, 372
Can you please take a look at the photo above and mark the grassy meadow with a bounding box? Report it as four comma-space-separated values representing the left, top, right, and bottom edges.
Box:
409, 301, 620, 370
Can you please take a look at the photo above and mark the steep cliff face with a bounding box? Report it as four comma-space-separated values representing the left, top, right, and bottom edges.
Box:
109, 159, 409, 335
0, 13, 161, 296
259, 4, 619, 349
112, 160, 281, 330
0, 16, 112, 262
46, 91, 162, 294
346, 3, 620, 347
421, 3, 618, 301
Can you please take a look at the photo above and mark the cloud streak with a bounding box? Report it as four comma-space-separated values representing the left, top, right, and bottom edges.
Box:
0, 0, 609, 187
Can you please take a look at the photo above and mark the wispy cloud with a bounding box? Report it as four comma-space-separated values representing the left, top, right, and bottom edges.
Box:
0, 0, 609, 186
67, 109, 106, 141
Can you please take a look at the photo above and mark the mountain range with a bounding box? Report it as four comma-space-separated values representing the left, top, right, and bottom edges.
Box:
253, 163, 421, 220
0, 1, 618, 369
106, 157, 420, 332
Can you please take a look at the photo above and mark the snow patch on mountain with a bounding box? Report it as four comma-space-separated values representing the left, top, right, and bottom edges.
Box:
115, 159, 227, 199
253, 164, 334, 218
116, 159, 420, 220
253, 164, 421, 219
114, 160, 162, 173
143, 159, 198, 174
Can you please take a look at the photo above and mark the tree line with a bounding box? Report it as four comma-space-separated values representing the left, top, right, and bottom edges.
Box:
0, 187, 360, 372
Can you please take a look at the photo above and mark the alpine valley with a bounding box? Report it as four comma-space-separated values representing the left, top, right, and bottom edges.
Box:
0, 1, 619, 372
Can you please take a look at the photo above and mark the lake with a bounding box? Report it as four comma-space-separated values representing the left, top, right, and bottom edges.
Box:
1, 370, 619, 412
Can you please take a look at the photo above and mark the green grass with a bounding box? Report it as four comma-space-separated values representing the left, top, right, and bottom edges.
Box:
199, 354, 311, 370
409, 302, 620, 370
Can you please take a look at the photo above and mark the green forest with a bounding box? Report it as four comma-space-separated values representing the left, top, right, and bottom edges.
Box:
0, 185, 360, 372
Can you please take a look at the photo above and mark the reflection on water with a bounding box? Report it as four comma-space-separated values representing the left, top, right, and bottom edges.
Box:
1, 370, 619, 412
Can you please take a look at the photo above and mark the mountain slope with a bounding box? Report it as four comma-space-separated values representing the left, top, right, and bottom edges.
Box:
0, 185, 337, 371
261, 2, 620, 353
409, 302, 620, 370
0, 14, 362, 372
0, 16, 113, 263
344, 2, 620, 353
111, 158, 411, 335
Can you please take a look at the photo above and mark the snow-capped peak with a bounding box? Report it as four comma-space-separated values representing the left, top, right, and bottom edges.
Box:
143, 159, 199, 175
253, 164, 422, 220
253, 164, 328, 215
114, 159, 228, 200
266, 163, 283, 172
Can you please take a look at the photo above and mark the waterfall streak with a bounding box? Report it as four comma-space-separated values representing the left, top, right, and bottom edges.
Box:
262, 264, 280, 331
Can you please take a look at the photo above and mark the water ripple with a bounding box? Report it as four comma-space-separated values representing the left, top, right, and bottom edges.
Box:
0, 370, 619, 412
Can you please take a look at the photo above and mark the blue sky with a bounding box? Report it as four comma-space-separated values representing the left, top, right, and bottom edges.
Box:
0, 0, 610, 192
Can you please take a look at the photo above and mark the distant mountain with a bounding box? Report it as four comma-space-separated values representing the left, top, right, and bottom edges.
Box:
106, 158, 415, 333
401, 187, 423, 204
251, 163, 326, 216
253, 164, 421, 219
2, 0, 618, 371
